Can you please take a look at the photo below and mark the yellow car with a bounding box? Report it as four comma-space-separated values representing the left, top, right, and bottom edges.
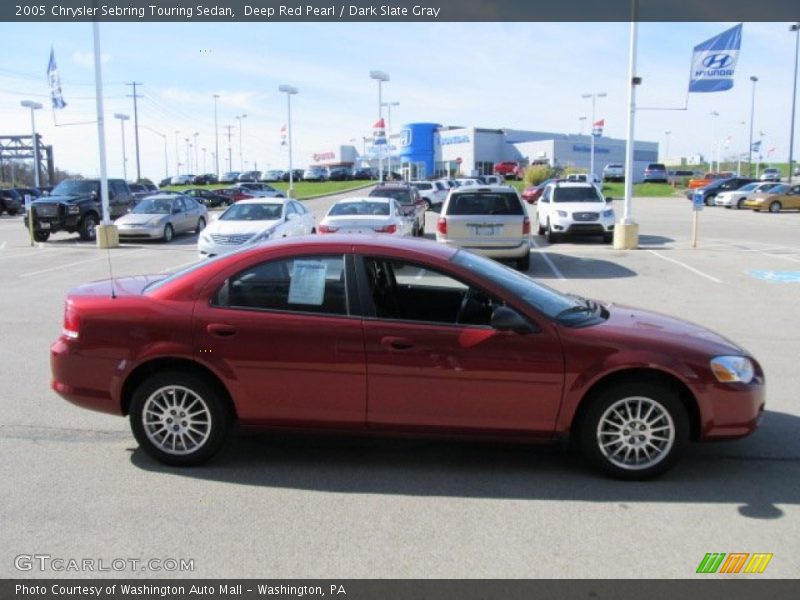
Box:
743, 184, 800, 212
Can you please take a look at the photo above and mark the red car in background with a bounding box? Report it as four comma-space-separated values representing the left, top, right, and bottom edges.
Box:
51, 236, 764, 479
493, 161, 524, 180
215, 187, 255, 203
521, 178, 560, 204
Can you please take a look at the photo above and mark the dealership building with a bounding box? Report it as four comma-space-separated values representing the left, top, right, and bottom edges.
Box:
311, 123, 659, 182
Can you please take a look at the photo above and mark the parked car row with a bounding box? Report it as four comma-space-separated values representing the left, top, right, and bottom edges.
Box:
685, 176, 800, 213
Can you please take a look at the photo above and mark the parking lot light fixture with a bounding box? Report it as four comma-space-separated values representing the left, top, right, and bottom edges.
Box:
789, 23, 799, 183
279, 85, 299, 196
664, 130, 671, 163
213, 94, 220, 178
20, 100, 43, 187
235, 115, 247, 172
382, 101, 399, 177
113, 113, 130, 181
581, 91, 606, 180
748, 76, 758, 177
370, 70, 390, 183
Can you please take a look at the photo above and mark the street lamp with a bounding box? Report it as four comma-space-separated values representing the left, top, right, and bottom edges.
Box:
664, 130, 672, 163
709, 111, 719, 172
235, 114, 247, 171
748, 75, 758, 177
113, 113, 130, 181
185, 137, 191, 173
370, 70, 390, 183
278, 84, 299, 196
581, 91, 606, 179
202, 147, 207, 173
20, 100, 43, 187
193, 132, 199, 175
578, 116, 587, 136
174, 130, 180, 175
382, 100, 399, 177
789, 23, 799, 183
213, 93, 220, 178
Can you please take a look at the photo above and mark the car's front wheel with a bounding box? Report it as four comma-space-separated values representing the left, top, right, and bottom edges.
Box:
129, 371, 231, 466
79, 213, 97, 241
578, 381, 688, 480
546, 220, 559, 244
736, 198, 746, 210
162, 223, 174, 242
195, 217, 206, 234
33, 230, 50, 242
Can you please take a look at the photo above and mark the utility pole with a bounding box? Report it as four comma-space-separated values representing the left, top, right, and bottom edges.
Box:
224, 125, 234, 172
213, 94, 220, 177
125, 81, 142, 181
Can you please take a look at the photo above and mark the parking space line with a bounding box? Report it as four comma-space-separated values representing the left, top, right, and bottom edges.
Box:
19, 248, 150, 278
647, 250, 723, 284
530, 239, 565, 280
0, 241, 6, 250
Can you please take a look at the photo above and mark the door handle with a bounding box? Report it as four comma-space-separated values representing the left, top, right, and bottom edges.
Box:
206, 323, 237, 337
381, 336, 414, 351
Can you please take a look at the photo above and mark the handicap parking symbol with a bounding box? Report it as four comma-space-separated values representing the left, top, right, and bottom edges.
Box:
748, 270, 800, 283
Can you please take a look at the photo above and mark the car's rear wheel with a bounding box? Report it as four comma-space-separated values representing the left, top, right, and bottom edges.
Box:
516, 252, 530, 271
603, 233, 613, 244
423, 199, 431, 212
79, 214, 97, 241
33, 230, 50, 242
129, 371, 231, 466
162, 223, 174, 242
578, 381, 688, 480
769, 201, 782, 213
195, 217, 206, 234
704, 194, 715, 206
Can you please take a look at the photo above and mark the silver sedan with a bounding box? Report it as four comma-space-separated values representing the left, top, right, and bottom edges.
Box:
115, 194, 207, 242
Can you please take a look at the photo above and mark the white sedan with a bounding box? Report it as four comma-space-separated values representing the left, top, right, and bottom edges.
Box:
714, 182, 784, 209
197, 198, 315, 258
317, 197, 413, 236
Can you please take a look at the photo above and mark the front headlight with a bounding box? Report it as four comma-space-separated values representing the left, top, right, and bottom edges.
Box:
602, 209, 614, 218
67, 205, 80, 214
556, 210, 568, 218
710, 356, 754, 384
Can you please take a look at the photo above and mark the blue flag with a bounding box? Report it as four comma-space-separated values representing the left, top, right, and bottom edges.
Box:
689, 24, 742, 93
47, 47, 67, 109
751, 140, 762, 152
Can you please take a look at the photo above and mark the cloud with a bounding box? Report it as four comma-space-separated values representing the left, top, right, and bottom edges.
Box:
72, 51, 111, 69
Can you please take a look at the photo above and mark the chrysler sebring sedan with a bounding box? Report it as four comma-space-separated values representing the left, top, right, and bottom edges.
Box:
115, 194, 207, 242
51, 236, 765, 479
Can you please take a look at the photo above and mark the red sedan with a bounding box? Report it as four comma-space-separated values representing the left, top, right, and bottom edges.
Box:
522, 178, 560, 204
215, 187, 254, 203
51, 236, 765, 479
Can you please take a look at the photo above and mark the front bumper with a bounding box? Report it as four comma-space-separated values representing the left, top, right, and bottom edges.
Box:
700, 379, 766, 440
117, 224, 164, 239
549, 215, 615, 235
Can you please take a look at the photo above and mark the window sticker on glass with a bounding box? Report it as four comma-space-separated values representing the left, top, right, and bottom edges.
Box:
288, 260, 328, 305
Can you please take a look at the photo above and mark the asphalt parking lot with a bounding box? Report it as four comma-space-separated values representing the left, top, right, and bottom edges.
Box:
1, 189, 798, 578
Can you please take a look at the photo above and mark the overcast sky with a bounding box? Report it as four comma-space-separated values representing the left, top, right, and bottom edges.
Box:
0, 21, 797, 179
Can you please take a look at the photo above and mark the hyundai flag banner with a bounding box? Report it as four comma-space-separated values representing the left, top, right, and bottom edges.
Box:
751, 140, 762, 152
689, 24, 742, 93
47, 47, 67, 109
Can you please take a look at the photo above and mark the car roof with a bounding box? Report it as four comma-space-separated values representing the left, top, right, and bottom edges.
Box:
548, 181, 597, 188
335, 197, 390, 203
451, 184, 516, 193
233, 197, 287, 205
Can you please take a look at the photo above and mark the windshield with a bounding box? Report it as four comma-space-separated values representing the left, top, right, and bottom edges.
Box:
451, 251, 603, 325
553, 187, 603, 203
220, 203, 282, 221
329, 201, 390, 216
51, 180, 99, 196
133, 197, 173, 214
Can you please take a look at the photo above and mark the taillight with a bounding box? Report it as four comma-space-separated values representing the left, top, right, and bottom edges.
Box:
318, 224, 338, 234
62, 301, 80, 340
373, 224, 397, 234
437, 217, 447, 235
522, 216, 530, 235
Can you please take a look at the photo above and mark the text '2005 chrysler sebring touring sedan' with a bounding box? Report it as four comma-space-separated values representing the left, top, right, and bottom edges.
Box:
51, 236, 765, 479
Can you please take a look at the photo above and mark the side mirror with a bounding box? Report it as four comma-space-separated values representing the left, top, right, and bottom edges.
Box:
606, 197, 613, 203
490, 306, 537, 334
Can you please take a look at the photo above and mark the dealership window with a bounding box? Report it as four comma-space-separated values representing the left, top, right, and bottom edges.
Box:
474, 161, 494, 176
214, 255, 348, 316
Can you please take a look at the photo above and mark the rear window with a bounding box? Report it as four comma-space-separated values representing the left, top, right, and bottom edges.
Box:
553, 187, 602, 203
446, 192, 523, 216
413, 183, 432, 190
329, 201, 390, 216
647, 164, 666, 170
370, 188, 412, 205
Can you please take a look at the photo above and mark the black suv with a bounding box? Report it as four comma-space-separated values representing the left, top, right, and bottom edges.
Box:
25, 179, 134, 242
369, 182, 427, 236
1, 188, 23, 215
684, 176, 756, 206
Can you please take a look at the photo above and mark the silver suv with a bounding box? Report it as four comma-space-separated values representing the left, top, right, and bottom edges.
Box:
435, 185, 531, 270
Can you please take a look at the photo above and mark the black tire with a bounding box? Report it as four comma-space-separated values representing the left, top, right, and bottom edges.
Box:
516, 252, 531, 271
603, 233, 613, 244
537, 219, 546, 235
195, 217, 206, 234
129, 371, 231, 466
546, 221, 559, 244
418, 220, 425, 236
577, 381, 689, 480
769, 201, 782, 213
704, 194, 715, 207
736, 198, 746, 210
162, 223, 174, 243
79, 213, 98, 241
423, 199, 432, 212
33, 230, 50, 242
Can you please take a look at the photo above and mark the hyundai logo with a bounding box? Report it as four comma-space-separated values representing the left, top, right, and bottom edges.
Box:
702, 54, 732, 69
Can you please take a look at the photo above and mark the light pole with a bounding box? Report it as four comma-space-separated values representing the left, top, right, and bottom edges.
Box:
202, 147, 207, 173
709, 111, 719, 172
114, 113, 130, 181
578, 116, 587, 136
174, 130, 180, 175
20, 100, 43, 187
193, 132, 199, 175
235, 114, 247, 171
581, 91, 606, 179
664, 130, 672, 163
278, 85, 298, 196
185, 137, 191, 174
370, 70, 390, 183
748, 75, 758, 177
789, 23, 799, 183
381, 101, 399, 177
213, 93, 220, 178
